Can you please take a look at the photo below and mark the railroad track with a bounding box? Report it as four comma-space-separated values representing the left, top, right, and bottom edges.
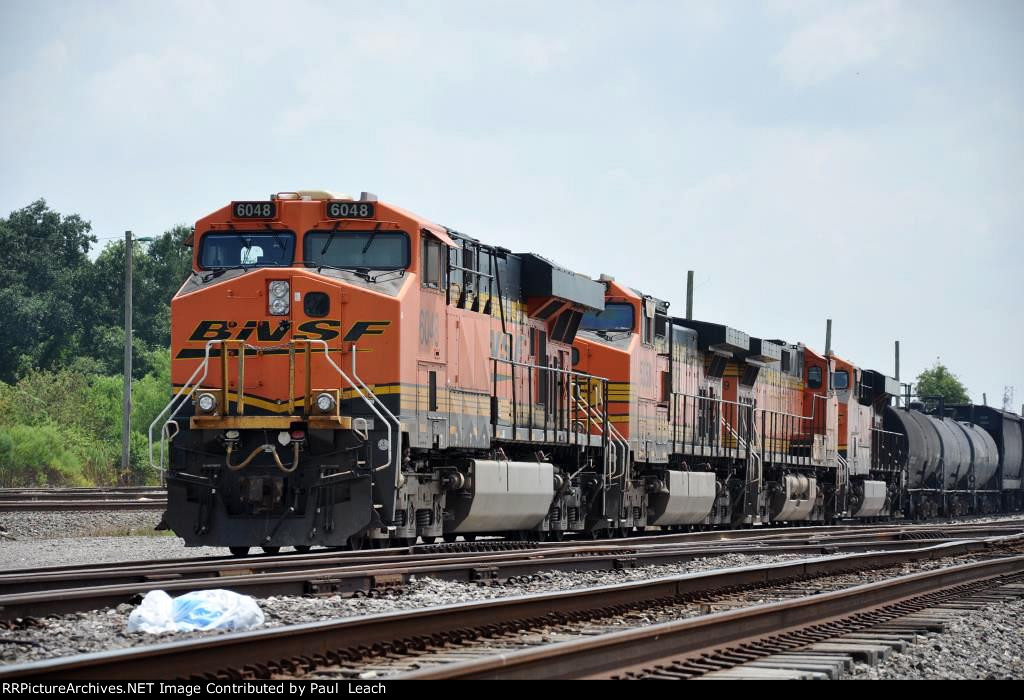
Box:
1, 534, 1022, 680
1, 522, 1021, 620
0, 487, 166, 512
399, 551, 1024, 680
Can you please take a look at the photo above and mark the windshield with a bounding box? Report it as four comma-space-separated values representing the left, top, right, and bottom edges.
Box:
580, 302, 635, 333
199, 232, 295, 269
305, 231, 410, 270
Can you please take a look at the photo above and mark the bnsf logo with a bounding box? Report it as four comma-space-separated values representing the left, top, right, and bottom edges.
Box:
188, 320, 390, 343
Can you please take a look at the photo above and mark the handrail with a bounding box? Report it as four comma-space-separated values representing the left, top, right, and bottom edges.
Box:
570, 392, 619, 482
491, 356, 608, 382
349, 344, 401, 487
148, 340, 218, 475
147, 338, 401, 485
576, 394, 629, 486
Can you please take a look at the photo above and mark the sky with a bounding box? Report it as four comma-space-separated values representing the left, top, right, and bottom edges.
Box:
1, 0, 1022, 409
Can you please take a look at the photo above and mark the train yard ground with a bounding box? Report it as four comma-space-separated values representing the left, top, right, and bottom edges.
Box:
0, 496, 1022, 680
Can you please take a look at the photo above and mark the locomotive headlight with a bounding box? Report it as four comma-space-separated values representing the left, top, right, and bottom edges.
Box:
197, 392, 218, 413
316, 392, 336, 413
269, 297, 289, 315
268, 280, 290, 315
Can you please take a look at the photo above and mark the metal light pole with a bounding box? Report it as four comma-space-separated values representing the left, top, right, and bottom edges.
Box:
685, 270, 694, 320
122, 231, 155, 478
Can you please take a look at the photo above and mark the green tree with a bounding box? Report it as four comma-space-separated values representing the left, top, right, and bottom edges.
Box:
0, 200, 190, 486
82, 224, 192, 376
915, 361, 970, 405
0, 200, 96, 382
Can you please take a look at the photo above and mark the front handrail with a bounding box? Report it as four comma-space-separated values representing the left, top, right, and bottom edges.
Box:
349, 344, 401, 487
148, 339, 400, 485
149, 340, 219, 475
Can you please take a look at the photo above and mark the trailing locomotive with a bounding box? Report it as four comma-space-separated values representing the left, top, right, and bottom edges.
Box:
150, 192, 1024, 554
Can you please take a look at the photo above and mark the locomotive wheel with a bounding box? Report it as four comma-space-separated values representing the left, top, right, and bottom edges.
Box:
229, 546, 250, 557
464, 534, 476, 542
547, 530, 564, 542
420, 536, 437, 544
262, 546, 281, 555
443, 533, 458, 543
294, 545, 311, 553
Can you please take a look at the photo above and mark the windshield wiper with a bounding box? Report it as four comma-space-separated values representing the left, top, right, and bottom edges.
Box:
201, 265, 251, 283
361, 222, 382, 255
370, 269, 406, 283
314, 263, 372, 281
319, 221, 342, 257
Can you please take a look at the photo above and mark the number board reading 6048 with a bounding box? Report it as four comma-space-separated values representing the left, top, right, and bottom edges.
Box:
325, 201, 376, 219
232, 201, 277, 219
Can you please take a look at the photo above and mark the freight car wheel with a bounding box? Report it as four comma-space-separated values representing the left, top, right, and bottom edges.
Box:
229, 546, 250, 557
443, 534, 458, 543
294, 545, 311, 553
420, 536, 437, 544
262, 546, 281, 555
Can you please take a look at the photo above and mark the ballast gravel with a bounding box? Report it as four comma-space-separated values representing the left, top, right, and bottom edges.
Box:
2, 548, 1020, 677
0, 509, 164, 540
0, 536, 226, 570
0, 552, 809, 665
847, 596, 1024, 680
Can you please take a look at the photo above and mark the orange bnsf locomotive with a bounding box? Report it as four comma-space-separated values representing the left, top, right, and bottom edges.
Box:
151, 191, 1024, 554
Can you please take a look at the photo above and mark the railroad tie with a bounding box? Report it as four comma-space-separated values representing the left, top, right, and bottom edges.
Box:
685, 580, 1024, 680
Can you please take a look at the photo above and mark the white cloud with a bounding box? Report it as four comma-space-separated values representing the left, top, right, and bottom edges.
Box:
777, 0, 924, 87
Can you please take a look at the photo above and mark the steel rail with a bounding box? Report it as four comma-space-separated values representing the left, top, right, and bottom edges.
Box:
0, 500, 166, 512
1, 522, 1021, 599
0, 487, 164, 497
0, 537, 1021, 681
5, 516, 1018, 580
399, 552, 1024, 680
1, 528, 1021, 619
0, 539, 965, 618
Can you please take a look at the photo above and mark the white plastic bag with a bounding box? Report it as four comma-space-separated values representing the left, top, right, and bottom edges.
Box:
127, 589, 265, 634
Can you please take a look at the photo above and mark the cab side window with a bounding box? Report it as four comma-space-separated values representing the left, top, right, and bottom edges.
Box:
832, 370, 849, 391
422, 238, 447, 290
808, 366, 823, 389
